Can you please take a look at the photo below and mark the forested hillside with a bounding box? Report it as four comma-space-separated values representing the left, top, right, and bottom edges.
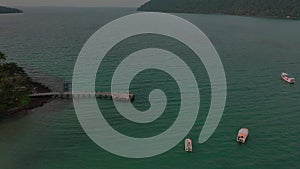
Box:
138, 0, 300, 17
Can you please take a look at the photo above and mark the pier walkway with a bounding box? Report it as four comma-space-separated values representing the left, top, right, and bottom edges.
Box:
29, 92, 134, 101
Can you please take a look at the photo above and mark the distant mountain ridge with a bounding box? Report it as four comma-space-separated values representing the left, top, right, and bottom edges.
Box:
0, 6, 22, 14
138, 0, 300, 18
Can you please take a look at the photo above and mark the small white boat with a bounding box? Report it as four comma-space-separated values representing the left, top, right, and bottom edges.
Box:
281, 72, 295, 84
185, 138, 192, 152
237, 128, 249, 143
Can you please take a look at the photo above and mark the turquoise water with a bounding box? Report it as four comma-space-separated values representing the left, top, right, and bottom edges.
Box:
0, 7, 300, 169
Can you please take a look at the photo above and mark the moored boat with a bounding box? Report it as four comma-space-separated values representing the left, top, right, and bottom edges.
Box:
281, 72, 295, 84
185, 138, 192, 152
237, 128, 249, 143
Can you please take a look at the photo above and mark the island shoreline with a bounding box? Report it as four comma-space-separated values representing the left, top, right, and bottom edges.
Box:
0, 6, 23, 14
137, 0, 300, 20
137, 9, 300, 20
0, 81, 53, 119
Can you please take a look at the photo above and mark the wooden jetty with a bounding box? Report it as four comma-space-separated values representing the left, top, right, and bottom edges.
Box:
29, 92, 135, 102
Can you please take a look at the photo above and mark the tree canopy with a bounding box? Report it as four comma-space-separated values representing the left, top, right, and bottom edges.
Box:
0, 51, 6, 63
0, 52, 31, 113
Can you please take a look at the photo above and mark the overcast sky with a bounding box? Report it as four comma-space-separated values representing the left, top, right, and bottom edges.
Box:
0, 0, 149, 7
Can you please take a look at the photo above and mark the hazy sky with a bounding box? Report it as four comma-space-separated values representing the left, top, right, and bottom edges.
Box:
0, 0, 149, 7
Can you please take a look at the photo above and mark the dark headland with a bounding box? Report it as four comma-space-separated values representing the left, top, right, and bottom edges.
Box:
138, 0, 300, 18
0, 52, 50, 119
0, 6, 22, 14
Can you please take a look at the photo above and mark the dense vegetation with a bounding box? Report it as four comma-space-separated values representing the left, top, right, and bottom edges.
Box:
138, 0, 300, 17
0, 52, 31, 113
0, 6, 22, 14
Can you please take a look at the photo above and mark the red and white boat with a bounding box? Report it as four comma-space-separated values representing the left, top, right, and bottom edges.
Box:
185, 138, 192, 152
281, 72, 295, 84
237, 128, 249, 143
